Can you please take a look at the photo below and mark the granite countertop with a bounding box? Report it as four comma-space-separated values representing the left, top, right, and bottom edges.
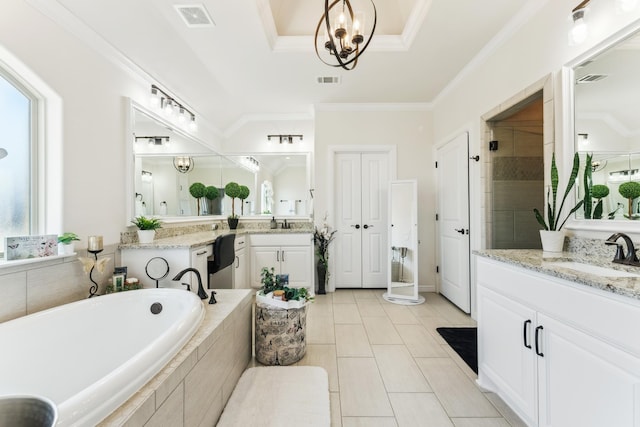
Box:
119, 228, 312, 250
474, 249, 640, 300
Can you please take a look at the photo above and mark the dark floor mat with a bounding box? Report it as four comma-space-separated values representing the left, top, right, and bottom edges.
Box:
436, 327, 477, 374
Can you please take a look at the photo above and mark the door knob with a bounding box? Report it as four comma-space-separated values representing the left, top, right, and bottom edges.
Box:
363, 224, 373, 229
351, 224, 361, 229
454, 228, 465, 234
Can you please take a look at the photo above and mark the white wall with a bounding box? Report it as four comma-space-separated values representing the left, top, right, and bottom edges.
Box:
314, 106, 434, 289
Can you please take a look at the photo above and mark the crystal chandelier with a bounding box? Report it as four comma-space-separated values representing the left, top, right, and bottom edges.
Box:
314, 0, 377, 70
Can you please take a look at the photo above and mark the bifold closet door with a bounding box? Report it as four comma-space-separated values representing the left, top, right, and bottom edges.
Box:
334, 152, 388, 288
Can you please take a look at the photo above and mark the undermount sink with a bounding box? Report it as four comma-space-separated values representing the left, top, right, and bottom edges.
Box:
546, 261, 640, 278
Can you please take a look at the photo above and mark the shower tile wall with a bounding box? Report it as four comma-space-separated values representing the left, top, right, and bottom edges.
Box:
491, 123, 544, 249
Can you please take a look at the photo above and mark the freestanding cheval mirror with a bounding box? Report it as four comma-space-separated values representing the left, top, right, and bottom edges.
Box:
383, 179, 424, 305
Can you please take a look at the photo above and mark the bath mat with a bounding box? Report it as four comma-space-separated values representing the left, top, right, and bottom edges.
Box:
437, 327, 478, 374
216, 366, 330, 427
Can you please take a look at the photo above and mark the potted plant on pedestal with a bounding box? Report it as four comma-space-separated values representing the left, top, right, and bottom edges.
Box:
58, 232, 80, 255
225, 182, 241, 229
533, 152, 583, 253
313, 215, 337, 294
255, 267, 313, 366
189, 182, 206, 215
131, 216, 162, 244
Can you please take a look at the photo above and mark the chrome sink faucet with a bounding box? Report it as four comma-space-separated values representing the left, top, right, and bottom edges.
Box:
172, 268, 211, 302
605, 233, 640, 266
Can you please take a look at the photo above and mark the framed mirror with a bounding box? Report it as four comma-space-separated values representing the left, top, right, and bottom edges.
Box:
127, 101, 313, 222
383, 180, 423, 305
566, 22, 640, 232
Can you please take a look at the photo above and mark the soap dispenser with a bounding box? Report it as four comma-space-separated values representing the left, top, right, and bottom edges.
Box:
270, 216, 277, 229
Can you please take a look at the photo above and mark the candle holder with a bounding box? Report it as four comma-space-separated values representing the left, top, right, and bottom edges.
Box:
88, 249, 104, 298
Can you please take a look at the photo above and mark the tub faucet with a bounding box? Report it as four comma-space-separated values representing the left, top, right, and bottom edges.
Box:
172, 268, 209, 301
605, 233, 640, 266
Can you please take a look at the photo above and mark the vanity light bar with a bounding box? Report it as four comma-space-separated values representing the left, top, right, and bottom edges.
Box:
149, 85, 197, 132
267, 134, 304, 144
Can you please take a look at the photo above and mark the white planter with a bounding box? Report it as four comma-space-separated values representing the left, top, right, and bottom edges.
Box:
540, 230, 565, 253
137, 229, 156, 244
58, 243, 75, 256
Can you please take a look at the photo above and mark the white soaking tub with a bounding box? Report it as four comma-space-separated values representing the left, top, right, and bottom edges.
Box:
0, 288, 204, 426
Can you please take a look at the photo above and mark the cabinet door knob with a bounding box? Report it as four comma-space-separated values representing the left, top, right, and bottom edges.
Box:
281, 250, 285, 262
535, 325, 544, 357
235, 255, 239, 268
523, 319, 532, 349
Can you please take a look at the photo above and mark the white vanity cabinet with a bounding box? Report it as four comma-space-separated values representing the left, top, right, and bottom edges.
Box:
477, 256, 640, 427
233, 235, 248, 288
120, 244, 212, 292
249, 233, 313, 289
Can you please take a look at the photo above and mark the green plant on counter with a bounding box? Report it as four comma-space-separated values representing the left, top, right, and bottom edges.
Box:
238, 185, 250, 215
582, 152, 593, 219
591, 184, 610, 220
619, 181, 640, 219
58, 232, 80, 244
534, 152, 583, 231
131, 215, 162, 230
189, 182, 206, 215
204, 186, 219, 201
225, 182, 241, 219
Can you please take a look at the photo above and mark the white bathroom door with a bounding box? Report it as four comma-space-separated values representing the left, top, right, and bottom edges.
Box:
437, 132, 471, 313
334, 152, 389, 288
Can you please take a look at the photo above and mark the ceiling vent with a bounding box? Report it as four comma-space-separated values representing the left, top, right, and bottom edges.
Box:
316, 76, 341, 85
576, 74, 608, 84
174, 4, 215, 28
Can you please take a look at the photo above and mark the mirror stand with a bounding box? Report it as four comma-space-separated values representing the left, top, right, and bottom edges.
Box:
383, 180, 424, 305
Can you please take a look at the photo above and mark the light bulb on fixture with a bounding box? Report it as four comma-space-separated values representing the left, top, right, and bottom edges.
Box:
178, 107, 187, 124
150, 87, 161, 108
569, 5, 588, 46
188, 115, 198, 131
163, 99, 174, 116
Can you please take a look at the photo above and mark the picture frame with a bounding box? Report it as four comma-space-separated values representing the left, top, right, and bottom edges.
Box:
276, 273, 289, 286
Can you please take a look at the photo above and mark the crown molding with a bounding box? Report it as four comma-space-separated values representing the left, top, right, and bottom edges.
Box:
315, 103, 433, 112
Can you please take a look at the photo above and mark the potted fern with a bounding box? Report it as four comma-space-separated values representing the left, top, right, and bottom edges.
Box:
533, 152, 583, 253
131, 215, 162, 244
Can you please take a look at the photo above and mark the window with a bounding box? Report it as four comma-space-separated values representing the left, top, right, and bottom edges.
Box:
0, 70, 36, 256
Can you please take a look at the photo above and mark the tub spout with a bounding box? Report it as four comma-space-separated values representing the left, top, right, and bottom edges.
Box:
172, 268, 208, 300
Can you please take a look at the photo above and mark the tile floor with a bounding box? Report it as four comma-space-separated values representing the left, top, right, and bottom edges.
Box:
254, 290, 527, 427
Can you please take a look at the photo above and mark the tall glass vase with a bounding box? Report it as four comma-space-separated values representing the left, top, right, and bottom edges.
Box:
317, 262, 327, 295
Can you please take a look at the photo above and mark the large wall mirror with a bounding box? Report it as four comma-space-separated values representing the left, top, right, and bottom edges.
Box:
568, 23, 640, 231
129, 103, 312, 221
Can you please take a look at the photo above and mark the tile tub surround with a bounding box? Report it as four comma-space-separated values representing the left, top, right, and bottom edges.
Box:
0, 245, 118, 322
99, 289, 253, 426
474, 249, 640, 300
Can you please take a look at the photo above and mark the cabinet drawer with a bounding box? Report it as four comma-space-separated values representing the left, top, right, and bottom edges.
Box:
250, 233, 312, 247
235, 235, 246, 251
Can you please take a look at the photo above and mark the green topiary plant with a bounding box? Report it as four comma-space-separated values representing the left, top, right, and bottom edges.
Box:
591, 184, 610, 220
204, 186, 219, 201
618, 181, 640, 219
225, 182, 241, 218
189, 182, 206, 215
534, 152, 584, 231
131, 215, 162, 230
238, 185, 250, 215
